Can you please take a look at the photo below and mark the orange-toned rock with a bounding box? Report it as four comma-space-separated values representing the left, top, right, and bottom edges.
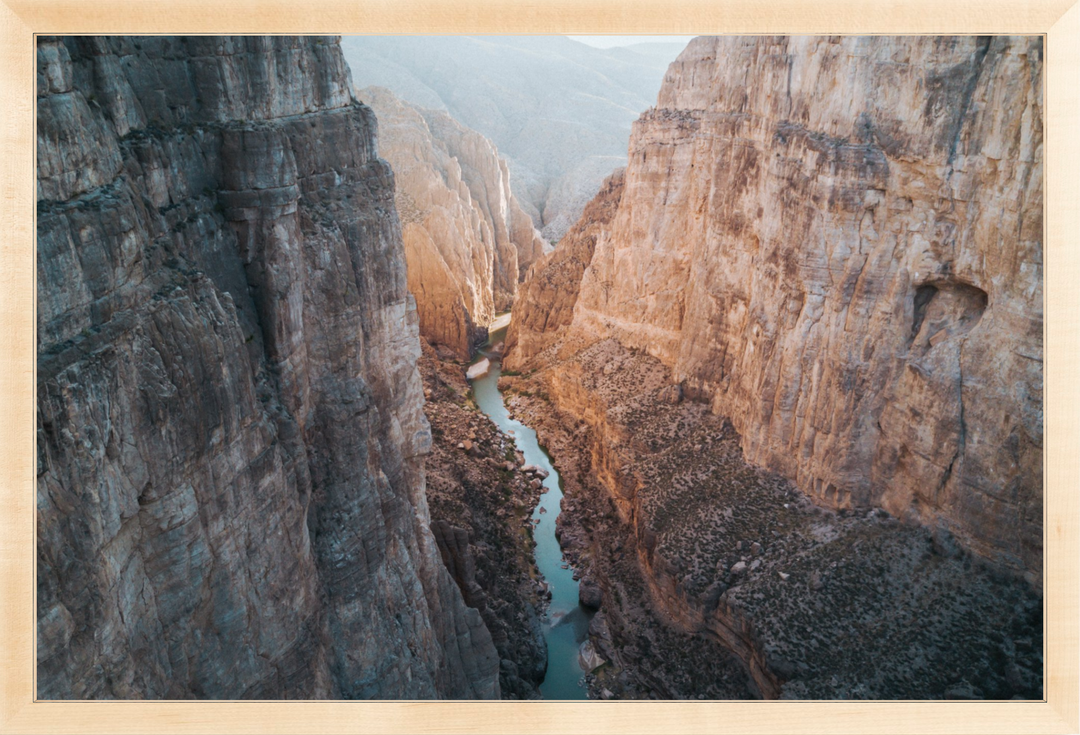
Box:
504, 169, 625, 371
361, 87, 546, 358
511, 36, 1044, 584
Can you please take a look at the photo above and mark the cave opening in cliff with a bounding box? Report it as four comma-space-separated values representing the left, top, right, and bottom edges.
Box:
34, 33, 1043, 704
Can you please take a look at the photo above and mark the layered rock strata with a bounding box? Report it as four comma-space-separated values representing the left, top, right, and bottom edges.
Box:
501, 341, 1042, 699
360, 86, 546, 359
510, 36, 1044, 584
37, 36, 499, 699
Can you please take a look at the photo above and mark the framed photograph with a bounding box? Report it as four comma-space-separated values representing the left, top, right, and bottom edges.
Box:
2, 0, 1077, 733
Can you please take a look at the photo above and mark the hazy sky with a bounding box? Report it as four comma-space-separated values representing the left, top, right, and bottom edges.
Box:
567, 35, 694, 49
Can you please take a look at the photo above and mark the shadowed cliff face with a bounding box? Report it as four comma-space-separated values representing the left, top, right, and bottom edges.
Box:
36, 36, 499, 699
360, 86, 547, 359
511, 36, 1043, 585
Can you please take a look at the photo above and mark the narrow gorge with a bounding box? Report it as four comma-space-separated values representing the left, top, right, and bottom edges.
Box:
37, 34, 1043, 702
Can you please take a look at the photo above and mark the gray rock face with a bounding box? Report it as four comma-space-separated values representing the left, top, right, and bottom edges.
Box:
37, 36, 499, 699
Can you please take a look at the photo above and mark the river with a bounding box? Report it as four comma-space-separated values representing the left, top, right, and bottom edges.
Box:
469, 315, 592, 700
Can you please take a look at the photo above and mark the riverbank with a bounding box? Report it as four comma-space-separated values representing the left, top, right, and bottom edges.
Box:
418, 340, 548, 698
469, 320, 595, 700
498, 338, 1044, 700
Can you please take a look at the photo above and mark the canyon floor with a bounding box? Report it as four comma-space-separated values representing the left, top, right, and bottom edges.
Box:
495, 339, 1043, 700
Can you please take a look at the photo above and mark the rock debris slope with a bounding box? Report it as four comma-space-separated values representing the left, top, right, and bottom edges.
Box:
501, 341, 1042, 699
360, 86, 546, 358
418, 341, 549, 699
512, 36, 1044, 584
37, 36, 499, 699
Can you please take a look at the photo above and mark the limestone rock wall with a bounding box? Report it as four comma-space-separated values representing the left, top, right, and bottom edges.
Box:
514, 36, 1044, 583
504, 169, 624, 371
37, 36, 499, 699
360, 87, 546, 359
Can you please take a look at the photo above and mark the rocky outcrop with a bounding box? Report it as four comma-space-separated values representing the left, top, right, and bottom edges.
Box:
360, 87, 546, 359
36, 36, 499, 699
341, 36, 686, 240
511, 36, 1044, 584
504, 169, 624, 371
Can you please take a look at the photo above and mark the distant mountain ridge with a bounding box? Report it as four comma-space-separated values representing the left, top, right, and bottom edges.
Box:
342, 35, 687, 240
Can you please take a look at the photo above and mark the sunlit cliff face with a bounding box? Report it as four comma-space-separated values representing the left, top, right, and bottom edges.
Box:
495, 34, 1043, 700
518, 35, 1043, 584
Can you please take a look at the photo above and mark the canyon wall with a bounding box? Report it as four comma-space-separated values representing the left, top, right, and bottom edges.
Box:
359, 87, 545, 359
504, 169, 624, 369
36, 36, 499, 699
513, 36, 1043, 583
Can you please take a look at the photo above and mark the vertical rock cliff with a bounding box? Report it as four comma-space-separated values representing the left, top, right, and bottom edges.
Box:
37, 36, 499, 699
359, 86, 546, 359
512, 36, 1043, 583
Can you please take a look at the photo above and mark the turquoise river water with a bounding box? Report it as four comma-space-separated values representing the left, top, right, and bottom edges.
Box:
469, 320, 592, 700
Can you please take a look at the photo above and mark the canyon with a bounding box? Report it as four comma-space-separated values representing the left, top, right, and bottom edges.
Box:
503, 35, 1043, 698
37, 33, 1044, 702
342, 36, 686, 241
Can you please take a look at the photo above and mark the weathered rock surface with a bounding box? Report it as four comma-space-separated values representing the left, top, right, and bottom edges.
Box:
502, 340, 1042, 699
418, 341, 548, 698
37, 36, 499, 699
341, 36, 687, 240
360, 87, 546, 358
511, 36, 1044, 584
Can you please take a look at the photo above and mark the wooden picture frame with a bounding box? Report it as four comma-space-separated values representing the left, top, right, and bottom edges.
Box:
1, 0, 1077, 732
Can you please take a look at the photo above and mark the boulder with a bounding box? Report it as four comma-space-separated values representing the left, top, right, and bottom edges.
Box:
579, 578, 602, 609
466, 358, 491, 380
